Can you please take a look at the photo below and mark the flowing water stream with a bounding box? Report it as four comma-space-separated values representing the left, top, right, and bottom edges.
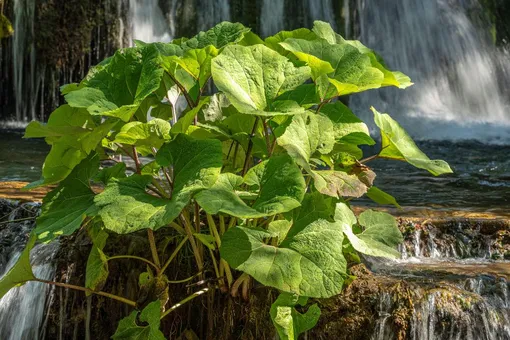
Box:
367, 219, 510, 339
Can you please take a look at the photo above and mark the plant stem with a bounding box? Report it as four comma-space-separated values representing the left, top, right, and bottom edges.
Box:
242, 117, 259, 176
160, 287, 211, 319
231, 273, 249, 298
166, 71, 196, 108
359, 154, 379, 164
181, 212, 204, 274
147, 229, 161, 268
35, 279, 136, 307
219, 215, 226, 235
194, 202, 201, 233
107, 255, 159, 271
167, 271, 203, 284
132, 146, 142, 174
220, 259, 233, 288
160, 236, 188, 274
262, 119, 272, 157
206, 214, 221, 248
0, 216, 35, 225
151, 179, 169, 199
227, 216, 237, 229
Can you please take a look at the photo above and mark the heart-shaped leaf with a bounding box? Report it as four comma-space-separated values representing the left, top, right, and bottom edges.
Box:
95, 135, 222, 233
197, 155, 305, 218
35, 153, 99, 242
212, 44, 310, 116
270, 293, 321, 340
334, 203, 402, 259
112, 301, 165, 340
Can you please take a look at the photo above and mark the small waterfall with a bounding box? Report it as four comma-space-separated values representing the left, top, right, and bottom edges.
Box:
371, 293, 394, 340
12, 0, 38, 121
0, 200, 58, 340
197, 0, 231, 32
0, 244, 58, 340
365, 217, 510, 339
307, 0, 336, 29
352, 0, 510, 141
260, 0, 285, 37
129, 0, 172, 43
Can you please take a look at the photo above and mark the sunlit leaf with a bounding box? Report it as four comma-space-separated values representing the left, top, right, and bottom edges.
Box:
112, 301, 165, 340
0, 233, 36, 300
372, 107, 452, 176
35, 153, 99, 242
96, 135, 222, 233
270, 293, 321, 340
211, 44, 310, 116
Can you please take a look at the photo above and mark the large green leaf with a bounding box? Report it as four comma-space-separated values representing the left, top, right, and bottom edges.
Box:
168, 45, 218, 89
113, 118, 171, 152
312, 170, 369, 199
280, 38, 383, 97
275, 111, 319, 171
319, 102, 373, 143
24, 105, 94, 138
112, 301, 165, 340
291, 192, 336, 229
275, 84, 321, 108
35, 154, 99, 242
311, 20, 413, 89
333, 203, 402, 259
95, 135, 222, 233
211, 44, 311, 116
67, 44, 170, 122
94, 163, 127, 185
85, 223, 109, 293
0, 233, 36, 300
197, 155, 305, 218
243, 155, 306, 215
25, 120, 116, 188
181, 22, 250, 50
264, 28, 317, 56
221, 217, 347, 298
270, 293, 321, 340
371, 107, 453, 176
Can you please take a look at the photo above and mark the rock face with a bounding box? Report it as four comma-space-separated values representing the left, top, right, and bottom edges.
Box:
0, 198, 509, 339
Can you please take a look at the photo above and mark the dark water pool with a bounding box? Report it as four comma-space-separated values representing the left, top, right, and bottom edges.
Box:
1, 130, 509, 214
356, 140, 510, 215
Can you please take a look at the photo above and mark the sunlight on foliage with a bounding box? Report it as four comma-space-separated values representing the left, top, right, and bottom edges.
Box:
13, 20, 451, 339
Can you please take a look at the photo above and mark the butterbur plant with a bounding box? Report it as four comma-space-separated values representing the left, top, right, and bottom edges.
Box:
0, 21, 451, 339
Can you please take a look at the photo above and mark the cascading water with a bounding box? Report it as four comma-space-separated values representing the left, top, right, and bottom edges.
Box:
12, 0, 38, 121
260, 0, 285, 37
0, 200, 58, 340
260, 0, 337, 37
0, 244, 58, 340
197, 0, 231, 32
351, 0, 510, 142
128, 0, 172, 43
366, 218, 510, 340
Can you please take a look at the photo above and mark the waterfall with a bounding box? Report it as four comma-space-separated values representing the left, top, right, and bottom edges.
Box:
0, 200, 58, 340
128, 0, 172, 43
260, 0, 285, 37
307, 0, 336, 29
197, 0, 231, 32
351, 0, 510, 142
12, 0, 38, 121
0, 244, 58, 340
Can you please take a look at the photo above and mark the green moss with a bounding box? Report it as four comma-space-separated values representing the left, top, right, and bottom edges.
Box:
0, 13, 14, 39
